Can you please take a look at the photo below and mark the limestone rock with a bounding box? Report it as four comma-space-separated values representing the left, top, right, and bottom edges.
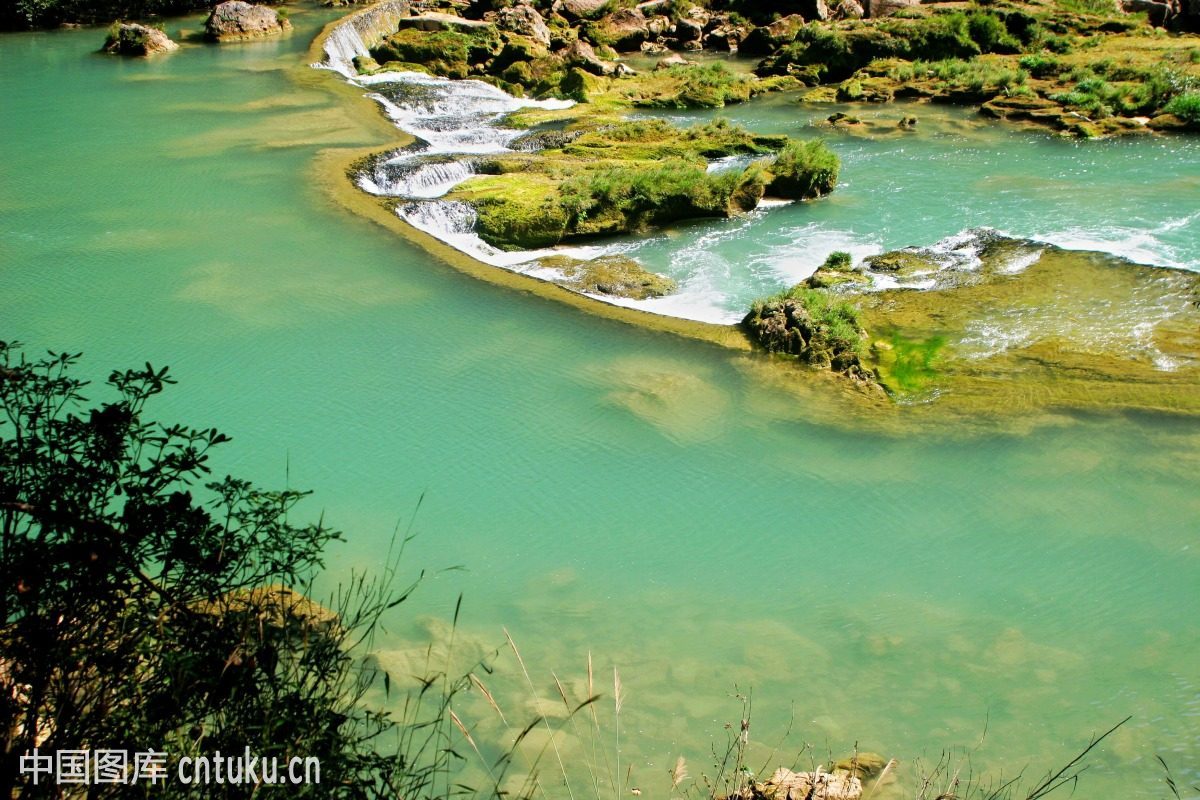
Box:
497, 2, 551, 46
739, 14, 804, 56
867, 0, 918, 16
205, 1, 292, 41
656, 52, 691, 68
672, 16, 704, 41
102, 22, 179, 56
595, 7, 651, 51
562, 38, 615, 75
559, 0, 610, 20
735, 768, 863, 800
395, 11, 493, 32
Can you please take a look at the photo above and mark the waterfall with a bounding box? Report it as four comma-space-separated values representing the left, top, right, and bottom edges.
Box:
360, 158, 477, 199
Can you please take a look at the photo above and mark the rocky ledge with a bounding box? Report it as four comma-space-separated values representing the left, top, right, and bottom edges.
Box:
205, 0, 292, 41
745, 230, 1200, 412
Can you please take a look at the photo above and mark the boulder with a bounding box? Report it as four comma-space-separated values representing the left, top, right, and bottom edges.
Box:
559, 0, 610, 20
497, 2, 551, 46
656, 52, 691, 68
704, 15, 749, 51
395, 11, 493, 31
595, 7, 651, 50
739, 14, 804, 55
102, 22, 179, 56
837, 0, 865, 18
1122, 0, 1171, 24
205, 0, 291, 41
562, 38, 616, 74
867, 0, 918, 16
672, 16, 704, 41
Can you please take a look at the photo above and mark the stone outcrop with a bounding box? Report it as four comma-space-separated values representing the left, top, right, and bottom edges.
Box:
102, 22, 178, 56
557, 0, 609, 20
396, 11, 492, 31
496, 2, 551, 46
739, 14, 804, 55
205, 0, 291, 41
562, 38, 616, 75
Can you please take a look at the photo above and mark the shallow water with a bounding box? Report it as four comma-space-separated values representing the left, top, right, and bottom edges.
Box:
2, 13, 1198, 798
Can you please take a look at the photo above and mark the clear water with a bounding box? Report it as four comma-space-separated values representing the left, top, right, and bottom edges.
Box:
2, 13, 1198, 798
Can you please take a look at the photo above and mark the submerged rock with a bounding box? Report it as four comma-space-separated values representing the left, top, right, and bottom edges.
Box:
205, 1, 292, 41
537, 255, 678, 299
734, 767, 863, 800
102, 22, 179, 56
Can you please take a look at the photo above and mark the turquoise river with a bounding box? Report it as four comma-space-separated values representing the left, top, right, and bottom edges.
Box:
1, 7, 1198, 798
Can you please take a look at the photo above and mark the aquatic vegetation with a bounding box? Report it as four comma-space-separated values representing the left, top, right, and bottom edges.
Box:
874, 332, 946, 394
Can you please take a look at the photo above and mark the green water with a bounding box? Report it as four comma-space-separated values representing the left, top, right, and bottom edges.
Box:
2, 13, 1198, 797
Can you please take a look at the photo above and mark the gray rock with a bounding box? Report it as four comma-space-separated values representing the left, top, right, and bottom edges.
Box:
205, 0, 291, 41
867, 0, 918, 16
560, 0, 609, 20
562, 38, 615, 75
497, 3, 551, 46
656, 52, 690, 68
395, 11, 493, 31
102, 22, 179, 55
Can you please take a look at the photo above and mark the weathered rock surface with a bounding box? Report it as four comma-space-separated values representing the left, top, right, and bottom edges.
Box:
734, 768, 863, 800
102, 22, 179, 55
497, 2, 551, 46
205, 0, 291, 41
562, 38, 615, 75
867, 0, 919, 16
395, 11, 492, 31
558, 0, 610, 19
739, 14, 804, 55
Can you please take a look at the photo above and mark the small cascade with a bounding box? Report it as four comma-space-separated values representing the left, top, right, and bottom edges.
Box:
321, 22, 369, 77
360, 157, 477, 199
397, 201, 615, 270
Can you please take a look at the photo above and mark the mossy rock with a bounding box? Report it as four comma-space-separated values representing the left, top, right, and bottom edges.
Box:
538, 255, 678, 299
863, 249, 937, 275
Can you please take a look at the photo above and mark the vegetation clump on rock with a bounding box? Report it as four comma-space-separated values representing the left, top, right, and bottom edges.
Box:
101, 20, 178, 55
443, 119, 837, 249
742, 284, 872, 378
